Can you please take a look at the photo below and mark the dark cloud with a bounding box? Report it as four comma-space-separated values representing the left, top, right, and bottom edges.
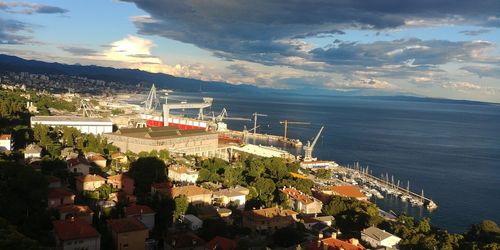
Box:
59, 46, 98, 56
0, 1, 68, 15
459, 29, 492, 36
0, 17, 31, 44
124, 0, 500, 66
309, 39, 494, 67
461, 65, 500, 78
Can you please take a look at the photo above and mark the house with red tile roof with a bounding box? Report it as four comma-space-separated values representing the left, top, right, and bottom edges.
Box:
125, 204, 155, 231
108, 217, 149, 250
107, 174, 135, 195
57, 205, 94, 224
0, 134, 12, 152
171, 185, 213, 206
75, 174, 106, 192
165, 231, 205, 250
48, 188, 75, 208
307, 234, 365, 250
205, 236, 237, 250
53, 218, 100, 250
281, 187, 323, 214
87, 153, 107, 168
168, 165, 199, 184
242, 207, 298, 232
67, 157, 91, 175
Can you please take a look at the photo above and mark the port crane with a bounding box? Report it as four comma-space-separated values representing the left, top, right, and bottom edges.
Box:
303, 126, 324, 162
211, 108, 251, 131
252, 112, 267, 136
162, 94, 213, 125
143, 84, 160, 114
279, 120, 310, 141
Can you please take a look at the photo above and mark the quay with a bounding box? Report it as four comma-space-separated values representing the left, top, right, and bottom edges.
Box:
336, 163, 438, 211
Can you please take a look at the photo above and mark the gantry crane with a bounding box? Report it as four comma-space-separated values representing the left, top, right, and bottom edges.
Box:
279, 120, 310, 141
252, 112, 267, 136
303, 126, 324, 162
143, 84, 160, 114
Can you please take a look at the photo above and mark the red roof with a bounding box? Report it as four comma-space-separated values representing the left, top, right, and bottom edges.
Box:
205, 236, 237, 250
0, 134, 11, 140
108, 217, 147, 233
57, 205, 93, 216
75, 174, 106, 183
48, 188, 75, 199
125, 204, 155, 217
308, 238, 365, 250
107, 173, 133, 182
327, 186, 366, 199
53, 218, 99, 241
67, 157, 90, 167
151, 182, 172, 190
88, 154, 106, 162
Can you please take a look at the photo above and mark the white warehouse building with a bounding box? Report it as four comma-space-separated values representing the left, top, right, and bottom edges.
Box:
31, 116, 113, 135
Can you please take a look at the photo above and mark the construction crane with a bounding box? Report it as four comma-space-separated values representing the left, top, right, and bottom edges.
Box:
143, 84, 160, 114
303, 126, 324, 162
279, 120, 310, 141
252, 112, 267, 136
212, 108, 251, 122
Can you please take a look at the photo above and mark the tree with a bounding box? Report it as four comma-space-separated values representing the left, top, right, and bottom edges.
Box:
315, 169, 332, 179
128, 157, 168, 197
173, 195, 189, 220
252, 177, 276, 207
273, 225, 305, 247
264, 157, 288, 180
223, 166, 244, 187
0, 217, 40, 250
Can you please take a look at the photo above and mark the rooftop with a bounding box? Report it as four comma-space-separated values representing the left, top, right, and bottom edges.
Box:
53, 218, 99, 241
111, 126, 211, 139
281, 187, 319, 205
107, 173, 133, 182
108, 217, 148, 233
169, 165, 198, 175
48, 187, 75, 199
243, 207, 297, 222
205, 236, 237, 250
325, 186, 366, 199
125, 204, 155, 217
76, 174, 106, 183
214, 187, 248, 198
362, 226, 399, 241
172, 185, 212, 197
308, 237, 365, 250
31, 116, 112, 123
87, 154, 106, 161
57, 205, 93, 215
0, 134, 11, 140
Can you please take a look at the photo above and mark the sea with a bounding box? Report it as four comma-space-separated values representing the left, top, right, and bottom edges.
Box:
157, 90, 500, 233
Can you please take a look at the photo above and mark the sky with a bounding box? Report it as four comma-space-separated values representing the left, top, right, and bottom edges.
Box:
1, 0, 500, 102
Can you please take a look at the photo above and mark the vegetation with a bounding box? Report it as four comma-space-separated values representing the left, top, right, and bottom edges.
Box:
128, 157, 168, 198
0, 217, 40, 250
322, 196, 383, 232
173, 195, 189, 220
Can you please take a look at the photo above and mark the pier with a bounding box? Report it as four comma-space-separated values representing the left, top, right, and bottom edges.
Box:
338, 163, 438, 211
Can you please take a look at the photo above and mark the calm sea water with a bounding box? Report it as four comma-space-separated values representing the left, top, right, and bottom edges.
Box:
166, 91, 500, 233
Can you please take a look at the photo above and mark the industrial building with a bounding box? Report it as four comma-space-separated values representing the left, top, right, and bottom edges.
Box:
31, 116, 113, 135
103, 126, 221, 157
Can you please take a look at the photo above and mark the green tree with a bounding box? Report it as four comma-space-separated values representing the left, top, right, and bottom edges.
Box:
128, 157, 168, 197
173, 195, 189, 220
252, 177, 276, 207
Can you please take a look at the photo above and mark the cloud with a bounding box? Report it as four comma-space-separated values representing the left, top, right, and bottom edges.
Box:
461, 65, 500, 78
460, 29, 492, 36
0, 17, 32, 44
0, 1, 68, 14
442, 81, 482, 91
59, 46, 99, 56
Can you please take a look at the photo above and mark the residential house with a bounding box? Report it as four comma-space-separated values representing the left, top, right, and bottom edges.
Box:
107, 174, 135, 195
24, 143, 42, 159
213, 187, 248, 209
0, 134, 11, 152
242, 207, 298, 232
171, 185, 212, 206
205, 236, 237, 250
281, 187, 323, 214
182, 214, 203, 231
168, 165, 199, 184
48, 188, 75, 208
307, 234, 365, 250
75, 174, 106, 192
53, 218, 101, 250
317, 185, 368, 202
108, 217, 149, 250
165, 231, 205, 250
111, 152, 128, 165
125, 204, 155, 231
361, 226, 401, 249
87, 153, 107, 169
301, 215, 334, 230
57, 205, 94, 224
61, 147, 78, 160
67, 158, 91, 175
